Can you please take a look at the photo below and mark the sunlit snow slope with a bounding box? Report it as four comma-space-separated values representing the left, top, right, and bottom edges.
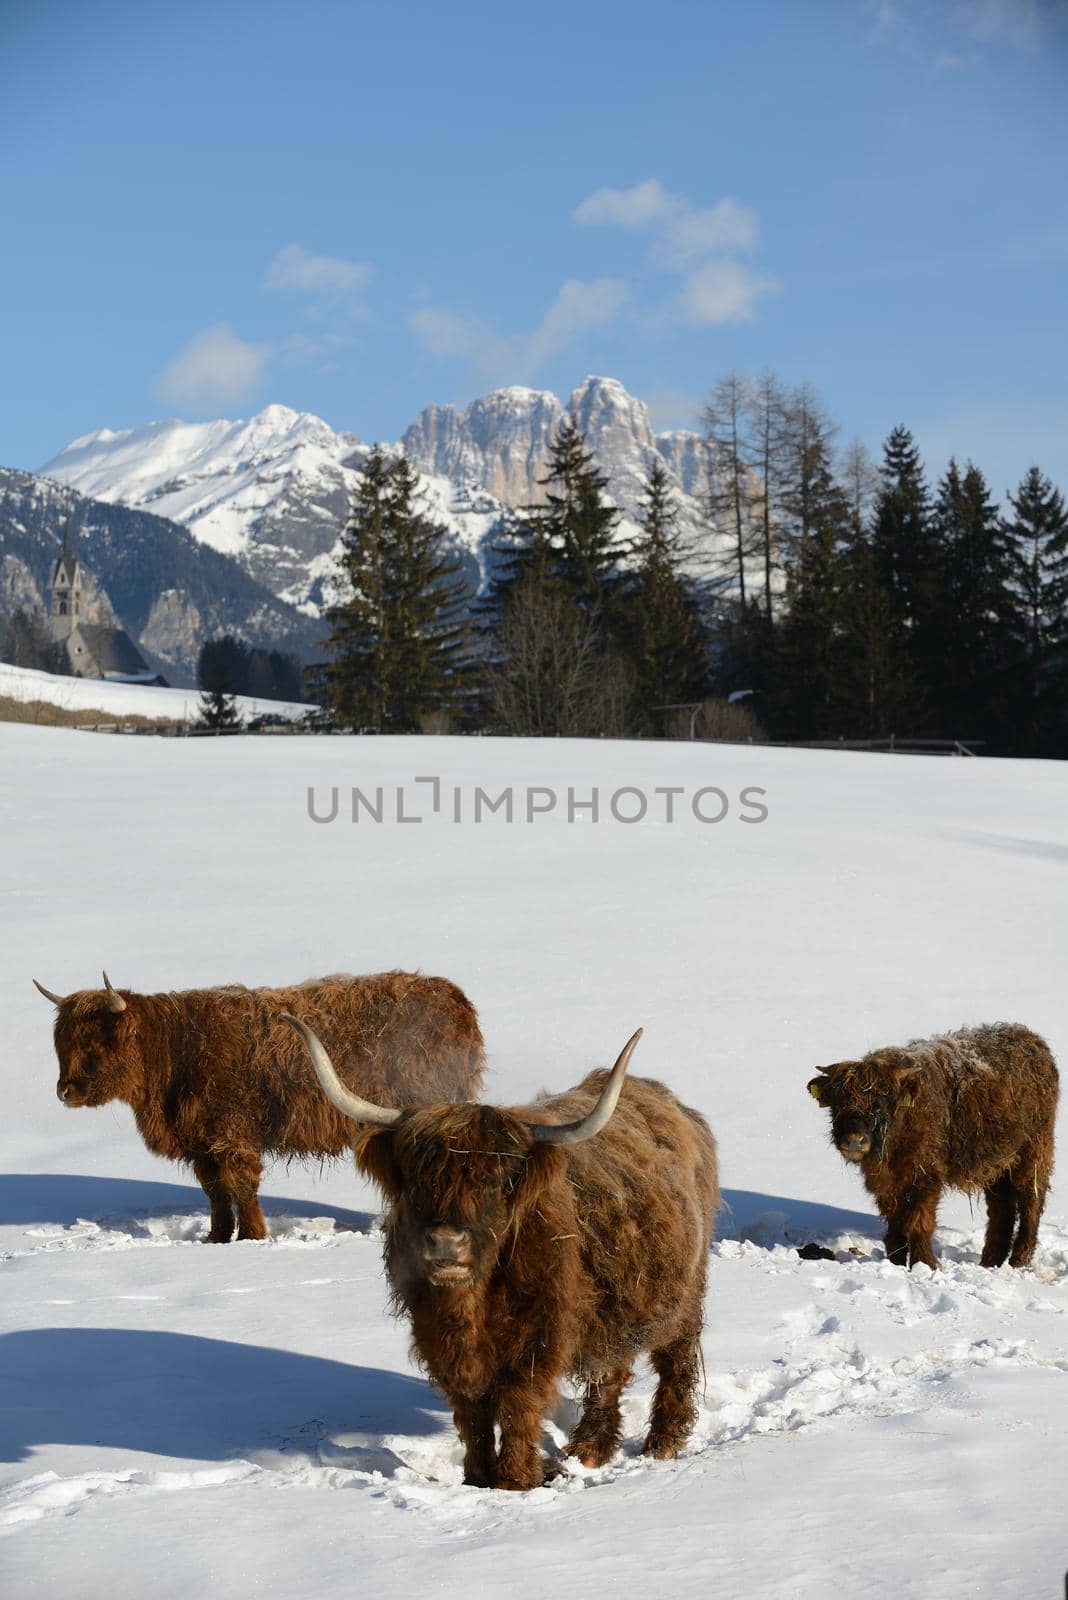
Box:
0, 661, 307, 722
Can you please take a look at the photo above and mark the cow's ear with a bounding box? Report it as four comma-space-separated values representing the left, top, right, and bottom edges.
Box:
807, 1076, 826, 1104
353, 1126, 401, 1199
511, 1141, 565, 1217
890, 1063, 921, 1107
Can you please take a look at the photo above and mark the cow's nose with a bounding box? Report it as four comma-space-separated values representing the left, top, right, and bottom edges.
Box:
840, 1133, 871, 1159
426, 1227, 469, 1262
57, 1084, 71, 1103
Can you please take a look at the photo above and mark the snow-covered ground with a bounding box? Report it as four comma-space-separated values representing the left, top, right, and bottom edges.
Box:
2, 727, 1066, 1598
0, 661, 308, 723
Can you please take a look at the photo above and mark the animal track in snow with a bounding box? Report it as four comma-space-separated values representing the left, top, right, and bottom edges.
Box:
3, 1208, 378, 1260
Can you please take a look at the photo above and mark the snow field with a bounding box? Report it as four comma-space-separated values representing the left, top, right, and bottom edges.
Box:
1, 725, 1066, 1597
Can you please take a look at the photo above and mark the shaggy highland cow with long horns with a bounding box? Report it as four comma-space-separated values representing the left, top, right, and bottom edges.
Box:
283, 1014, 719, 1490
807, 1023, 1058, 1270
33, 970, 484, 1242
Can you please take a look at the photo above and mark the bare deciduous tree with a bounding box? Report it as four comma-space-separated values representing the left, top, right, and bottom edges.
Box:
744, 369, 792, 620
489, 578, 634, 738
667, 695, 766, 744
703, 373, 761, 604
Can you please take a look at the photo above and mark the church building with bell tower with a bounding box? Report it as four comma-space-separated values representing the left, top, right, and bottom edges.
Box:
46, 510, 165, 684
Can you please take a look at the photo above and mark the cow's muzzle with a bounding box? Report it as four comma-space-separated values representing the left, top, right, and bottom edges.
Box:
838, 1131, 871, 1163
423, 1226, 474, 1286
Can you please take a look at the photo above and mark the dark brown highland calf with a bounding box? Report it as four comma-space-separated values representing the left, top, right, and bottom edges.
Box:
808, 1023, 1058, 1270
33, 970, 484, 1242
283, 1014, 719, 1490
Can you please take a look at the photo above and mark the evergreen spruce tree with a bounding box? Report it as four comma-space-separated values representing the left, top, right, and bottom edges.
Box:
870, 426, 938, 723
872, 428, 937, 612
835, 537, 919, 741
768, 421, 918, 743
1004, 466, 1068, 755
770, 430, 852, 737
829, 435, 917, 739
623, 458, 708, 732
930, 460, 1018, 746
197, 685, 243, 732
318, 447, 471, 731
540, 418, 622, 615
196, 633, 247, 729
316, 446, 391, 728
384, 452, 472, 729
481, 420, 620, 629
478, 503, 557, 636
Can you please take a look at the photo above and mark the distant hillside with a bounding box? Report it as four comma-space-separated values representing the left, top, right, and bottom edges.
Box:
0, 468, 326, 687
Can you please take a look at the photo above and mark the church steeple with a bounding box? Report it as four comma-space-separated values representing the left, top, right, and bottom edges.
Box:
50, 505, 83, 641
59, 511, 76, 578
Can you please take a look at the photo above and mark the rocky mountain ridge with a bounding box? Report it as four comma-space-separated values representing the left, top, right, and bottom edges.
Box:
41, 378, 721, 614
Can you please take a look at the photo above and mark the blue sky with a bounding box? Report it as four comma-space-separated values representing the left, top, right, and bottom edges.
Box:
2, 0, 1066, 498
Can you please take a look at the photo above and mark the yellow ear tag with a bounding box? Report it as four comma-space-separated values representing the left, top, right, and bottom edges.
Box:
900, 1091, 914, 1108
808, 1081, 824, 1103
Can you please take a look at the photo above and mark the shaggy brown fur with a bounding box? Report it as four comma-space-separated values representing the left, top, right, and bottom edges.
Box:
348, 1069, 719, 1491
43, 972, 484, 1242
808, 1023, 1058, 1270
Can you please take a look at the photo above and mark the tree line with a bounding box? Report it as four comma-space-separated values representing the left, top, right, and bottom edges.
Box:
312, 382, 1068, 757
708, 375, 1067, 757
314, 428, 718, 740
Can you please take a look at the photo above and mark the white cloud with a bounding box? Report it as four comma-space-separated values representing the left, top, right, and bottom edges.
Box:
573, 178, 677, 229
154, 324, 268, 411
409, 307, 490, 362
275, 331, 361, 375
265, 244, 371, 308
526, 278, 628, 367
574, 180, 759, 265
867, 0, 1063, 53
574, 178, 770, 325
957, 0, 1045, 47
656, 199, 760, 267
410, 277, 627, 379
680, 262, 779, 326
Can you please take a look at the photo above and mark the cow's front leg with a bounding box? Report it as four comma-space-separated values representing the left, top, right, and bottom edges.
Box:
568, 1364, 632, 1467
217, 1151, 268, 1241
493, 1374, 557, 1491
885, 1182, 941, 1269
192, 1154, 235, 1243
453, 1395, 497, 1487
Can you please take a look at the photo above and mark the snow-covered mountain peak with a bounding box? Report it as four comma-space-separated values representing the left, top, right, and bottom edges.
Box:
41, 379, 727, 611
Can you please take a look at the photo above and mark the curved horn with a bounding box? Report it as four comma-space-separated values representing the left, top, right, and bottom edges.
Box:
529, 1028, 643, 1146
280, 1013, 402, 1128
32, 978, 67, 1006
101, 971, 127, 1013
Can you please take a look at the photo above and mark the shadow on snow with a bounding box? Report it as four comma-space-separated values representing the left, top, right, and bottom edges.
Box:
0, 1173, 883, 1250
0, 1326, 448, 1466
0, 1173, 376, 1234
719, 1187, 880, 1243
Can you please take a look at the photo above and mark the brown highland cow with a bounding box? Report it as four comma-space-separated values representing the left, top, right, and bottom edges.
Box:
808, 1023, 1058, 1270
33, 970, 484, 1242
283, 1014, 720, 1490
